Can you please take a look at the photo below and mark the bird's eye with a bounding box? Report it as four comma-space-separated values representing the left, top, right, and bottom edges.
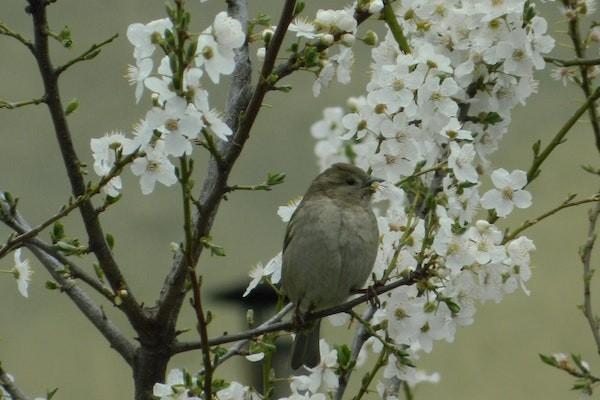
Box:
345, 177, 357, 185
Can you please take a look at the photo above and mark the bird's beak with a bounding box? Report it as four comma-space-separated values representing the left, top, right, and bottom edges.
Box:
364, 176, 385, 191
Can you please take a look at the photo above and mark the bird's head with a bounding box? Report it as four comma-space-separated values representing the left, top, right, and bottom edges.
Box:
306, 163, 384, 204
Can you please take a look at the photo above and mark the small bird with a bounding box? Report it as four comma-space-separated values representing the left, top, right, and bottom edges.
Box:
281, 163, 382, 369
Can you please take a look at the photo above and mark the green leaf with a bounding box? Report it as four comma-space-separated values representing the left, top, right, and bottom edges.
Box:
52, 222, 65, 242
266, 172, 286, 186
46, 388, 59, 400
45, 281, 59, 290
293, 2, 305, 16
335, 344, 352, 368
539, 353, 557, 367
257, 13, 271, 26
106, 233, 115, 250
64, 98, 79, 116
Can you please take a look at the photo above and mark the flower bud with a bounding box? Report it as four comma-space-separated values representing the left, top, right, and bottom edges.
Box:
319, 33, 334, 46
340, 33, 355, 47
362, 30, 378, 46
261, 28, 274, 44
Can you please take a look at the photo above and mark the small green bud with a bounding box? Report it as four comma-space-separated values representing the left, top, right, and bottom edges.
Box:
362, 30, 378, 46
64, 98, 79, 116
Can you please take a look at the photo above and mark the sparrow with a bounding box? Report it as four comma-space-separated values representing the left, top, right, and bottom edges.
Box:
281, 163, 381, 369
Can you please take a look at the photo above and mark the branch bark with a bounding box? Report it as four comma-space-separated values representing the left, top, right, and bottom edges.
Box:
0, 368, 31, 400
25, 0, 147, 330
155, 0, 295, 328
581, 200, 600, 354
0, 193, 136, 364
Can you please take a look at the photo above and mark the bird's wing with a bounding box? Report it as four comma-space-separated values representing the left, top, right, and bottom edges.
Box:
283, 200, 304, 253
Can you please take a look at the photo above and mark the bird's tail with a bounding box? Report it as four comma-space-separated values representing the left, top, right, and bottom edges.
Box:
291, 319, 321, 369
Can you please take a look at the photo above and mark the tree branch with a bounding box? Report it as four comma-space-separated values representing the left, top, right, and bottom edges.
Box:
155, 0, 295, 330
545, 56, 600, 67
173, 303, 294, 356
503, 194, 600, 243
382, 0, 411, 54
0, 193, 136, 364
0, 21, 34, 54
0, 151, 138, 261
26, 0, 147, 330
527, 86, 600, 184
175, 269, 428, 350
0, 367, 31, 400
567, 16, 600, 151
54, 33, 119, 76
0, 96, 46, 109
581, 200, 600, 354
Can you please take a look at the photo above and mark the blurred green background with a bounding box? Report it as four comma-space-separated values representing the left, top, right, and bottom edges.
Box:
1, 1, 599, 399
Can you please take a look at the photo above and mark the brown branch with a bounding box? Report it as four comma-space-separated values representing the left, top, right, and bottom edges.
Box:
0, 193, 135, 364
545, 56, 600, 67
503, 194, 600, 243
581, 200, 600, 354
155, 0, 295, 329
174, 269, 428, 351
0, 151, 138, 261
567, 16, 600, 151
0, 21, 34, 54
26, 0, 147, 330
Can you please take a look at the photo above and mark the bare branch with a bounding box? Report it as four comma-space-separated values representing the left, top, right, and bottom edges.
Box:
567, 17, 600, 151
503, 194, 600, 243
156, 0, 296, 328
0, 367, 32, 400
0, 151, 138, 261
0, 21, 34, 54
545, 56, 600, 67
26, 0, 147, 330
174, 303, 294, 357
526, 86, 600, 184
335, 306, 375, 400
0, 193, 136, 364
581, 200, 600, 354
0, 96, 46, 109
175, 269, 428, 350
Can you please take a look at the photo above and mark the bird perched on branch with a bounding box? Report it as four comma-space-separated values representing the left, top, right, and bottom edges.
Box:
281, 163, 382, 369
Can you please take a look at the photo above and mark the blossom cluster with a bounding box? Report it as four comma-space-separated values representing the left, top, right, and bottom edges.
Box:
242, 0, 553, 398
90, 11, 244, 195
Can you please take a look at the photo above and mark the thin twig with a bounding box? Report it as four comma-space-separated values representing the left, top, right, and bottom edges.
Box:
0, 151, 138, 260
0, 21, 34, 54
175, 269, 428, 350
382, 0, 411, 54
545, 56, 600, 67
567, 15, 600, 151
527, 86, 600, 184
54, 33, 119, 76
503, 194, 600, 243
0, 367, 31, 400
155, 0, 295, 333
26, 0, 147, 329
0, 200, 115, 302
581, 200, 600, 354
335, 307, 375, 400
0, 96, 46, 109
174, 303, 294, 357
0, 193, 136, 364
